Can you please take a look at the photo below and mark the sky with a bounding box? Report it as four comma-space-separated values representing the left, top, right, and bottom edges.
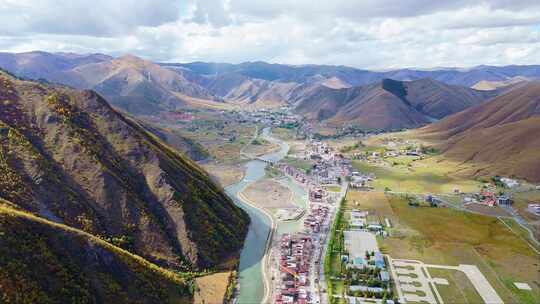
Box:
1, 0, 539, 69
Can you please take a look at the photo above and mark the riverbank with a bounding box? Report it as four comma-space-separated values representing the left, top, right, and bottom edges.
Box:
237, 188, 276, 303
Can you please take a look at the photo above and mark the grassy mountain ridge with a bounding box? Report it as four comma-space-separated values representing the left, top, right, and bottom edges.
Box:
0, 198, 193, 304
0, 71, 249, 271
419, 82, 540, 182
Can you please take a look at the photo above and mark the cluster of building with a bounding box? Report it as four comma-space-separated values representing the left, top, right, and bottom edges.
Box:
280, 164, 311, 185
463, 189, 512, 207
275, 234, 314, 304
343, 230, 392, 300
348, 209, 386, 233
350, 171, 376, 189
308, 147, 352, 185
234, 108, 301, 127
339, 206, 394, 301
303, 205, 329, 234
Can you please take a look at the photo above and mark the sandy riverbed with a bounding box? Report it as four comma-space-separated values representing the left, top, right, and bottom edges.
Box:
240, 179, 294, 209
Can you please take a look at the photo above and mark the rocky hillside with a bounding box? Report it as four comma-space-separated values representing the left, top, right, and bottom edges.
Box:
0, 71, 249, 271
294, 78, 496, 130
0, 199, 193, 304
419, 82, 540, 182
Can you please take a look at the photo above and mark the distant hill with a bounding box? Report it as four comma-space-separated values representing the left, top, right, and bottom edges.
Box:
0, 71, 249, 270
419, 82, 540, 182
0, 199, 192, 304
0, 51, 111, 80
0, 52, 218, 114
168, 61, 540, 87
472, 76, 529, 91
293, 78, 497, 130
57, 55, 217, 114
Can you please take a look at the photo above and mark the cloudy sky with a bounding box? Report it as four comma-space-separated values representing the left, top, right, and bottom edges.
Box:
1, 0, 539, 69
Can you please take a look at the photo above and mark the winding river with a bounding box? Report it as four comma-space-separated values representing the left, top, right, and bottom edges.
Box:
225, 127, 289, 303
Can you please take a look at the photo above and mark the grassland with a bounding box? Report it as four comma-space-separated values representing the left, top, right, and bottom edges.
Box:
427, 268, 484, 304
511, 190, 540, 240
272, 127, 297, 141
324, 185, 342, 192
352, 159, 481, 194
243, 137, 280, 157
194, 271, 232, 304
174, 112, 259, 163
348, 191, 540, 304
281, 156, 314, 172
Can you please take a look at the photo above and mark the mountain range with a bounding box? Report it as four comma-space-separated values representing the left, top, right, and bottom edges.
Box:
1, 51, 539, 130
418, 82, 540, 182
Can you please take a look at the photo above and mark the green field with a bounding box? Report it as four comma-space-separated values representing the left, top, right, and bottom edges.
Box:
352, 160, 481, 194
427, 268, 484, 304
324, 185, 341, 192
281, 156, 314, 172
272, 127, 297, 141
377, 194, 540, 304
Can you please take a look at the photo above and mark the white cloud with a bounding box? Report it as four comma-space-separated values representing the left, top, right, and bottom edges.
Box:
0, 0, 539, 68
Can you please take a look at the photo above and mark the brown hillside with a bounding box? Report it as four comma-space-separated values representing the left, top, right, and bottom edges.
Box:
422, 82, 540, 137
53, 55, 216, 114
420, 82, 540, 182
294, 78, 491, 130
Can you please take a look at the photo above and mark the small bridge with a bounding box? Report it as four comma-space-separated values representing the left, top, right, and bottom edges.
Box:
255, 157, 274, 165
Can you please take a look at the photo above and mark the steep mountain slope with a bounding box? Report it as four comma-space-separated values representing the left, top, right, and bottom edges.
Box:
0, 71, 249, 270
294, 78, 495, 130
140, 122, 210, 161
403, 78, 497, 118
0, 199, 193, 304
419, 82, 540, 182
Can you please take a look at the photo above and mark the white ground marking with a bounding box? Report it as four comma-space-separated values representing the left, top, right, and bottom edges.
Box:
514, 282, 532, 290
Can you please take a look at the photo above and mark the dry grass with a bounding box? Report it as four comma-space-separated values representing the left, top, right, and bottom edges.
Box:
241, 179, 293, 209
201, 163, 245, 188
352, 158, 482, 194
243, 138, 280, 157
194, 271, 231, 304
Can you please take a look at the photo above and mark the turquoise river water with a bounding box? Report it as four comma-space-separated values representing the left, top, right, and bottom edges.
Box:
225, 127, 308, 303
